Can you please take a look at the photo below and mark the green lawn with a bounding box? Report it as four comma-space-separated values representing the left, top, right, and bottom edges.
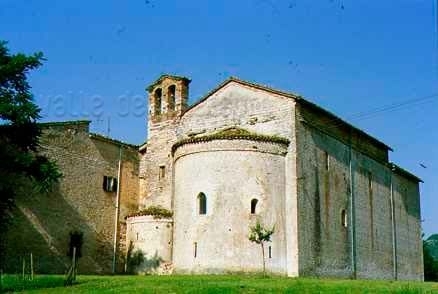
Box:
1, 274, 438, 293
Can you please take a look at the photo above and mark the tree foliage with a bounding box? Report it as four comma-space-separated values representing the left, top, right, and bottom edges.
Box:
249, 220, 275, 276
424, 238, 438, 281
0, 40, 61, 227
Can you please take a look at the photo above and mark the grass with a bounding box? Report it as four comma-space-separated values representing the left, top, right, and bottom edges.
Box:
1, 274, 438, 293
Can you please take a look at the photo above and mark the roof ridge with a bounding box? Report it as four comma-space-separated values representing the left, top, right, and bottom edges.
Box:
182, 77, 391, 151
38, 120, 91, 126
89, 132, 138, 149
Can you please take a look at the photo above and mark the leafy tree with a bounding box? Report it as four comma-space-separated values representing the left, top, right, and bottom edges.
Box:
424, 238, 438, 281
248, 220, 275, 276
0, 41, 61, 256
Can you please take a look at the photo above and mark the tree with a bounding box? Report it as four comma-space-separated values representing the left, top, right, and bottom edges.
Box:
424, 238, 438, 281
0, 41, 61, 254
248, 220, 275, 276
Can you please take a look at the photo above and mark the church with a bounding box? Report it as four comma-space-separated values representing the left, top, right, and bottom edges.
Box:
3, 74, 423, 280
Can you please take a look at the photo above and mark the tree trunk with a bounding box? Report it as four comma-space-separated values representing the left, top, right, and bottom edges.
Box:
261, 242, 266, 277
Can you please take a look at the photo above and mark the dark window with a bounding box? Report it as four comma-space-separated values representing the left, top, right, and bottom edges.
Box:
154, 88, 162, 115
341, 209, 348, 228
251, 199, 258, 214
68, 231, 83, 259
159, 166, 165, 180
268, 245, 272, 258
103, 176, 117, 192
167, 85, 176, 111
198, 193, 207, 215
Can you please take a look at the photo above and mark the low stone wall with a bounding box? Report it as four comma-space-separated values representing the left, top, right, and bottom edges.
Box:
126, 215, 173, 274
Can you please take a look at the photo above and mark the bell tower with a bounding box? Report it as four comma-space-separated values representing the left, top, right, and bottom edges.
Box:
147, 74, 191, 133
140, 74, 191, 210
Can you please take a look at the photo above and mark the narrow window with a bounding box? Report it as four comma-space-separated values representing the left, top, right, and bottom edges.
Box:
198, 193, 207, 215
268, 246, 272, 258
324, 151, 330, 171
136, 232, 139, 241
159, 165, 165, 180
250, 199, 258, 214
194, 242, 197, 258
167, 85, 176, 111
154, 88, 162, 115
341, 209, 348, 228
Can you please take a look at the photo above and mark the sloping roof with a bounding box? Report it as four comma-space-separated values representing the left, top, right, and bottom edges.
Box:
146, 74, 191, 92
89, 133, 138, 149
172, 126, 290, 154
38, 120, 91, 127
39, 120, 138, 149
390, 163, 423, 183
182, 77, 392, 151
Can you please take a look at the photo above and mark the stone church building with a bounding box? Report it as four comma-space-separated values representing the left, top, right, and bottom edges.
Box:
3, 74, 423, 280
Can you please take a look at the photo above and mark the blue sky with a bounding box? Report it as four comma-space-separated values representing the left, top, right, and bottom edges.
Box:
1, 0, 437, 236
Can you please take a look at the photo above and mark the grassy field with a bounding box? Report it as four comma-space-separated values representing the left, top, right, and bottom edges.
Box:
1, 274, 438, 293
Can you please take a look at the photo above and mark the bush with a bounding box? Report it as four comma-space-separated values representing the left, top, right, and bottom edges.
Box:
424, 240, 438, 281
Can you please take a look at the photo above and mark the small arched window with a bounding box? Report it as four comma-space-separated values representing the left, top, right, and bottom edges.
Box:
167, 85, 176, 111
251, 199, 258, 214
198, 192, 207, 215
154, 88, 162, 115
341, 209, 348, 228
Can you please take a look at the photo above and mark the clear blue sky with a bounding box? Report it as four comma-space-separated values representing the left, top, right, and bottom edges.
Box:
1, 0, 437, 236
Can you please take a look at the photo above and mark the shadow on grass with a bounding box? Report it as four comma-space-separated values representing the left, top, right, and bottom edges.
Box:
1, 275, 70, 293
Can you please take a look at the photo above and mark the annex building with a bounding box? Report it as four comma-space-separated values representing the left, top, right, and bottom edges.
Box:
3, 75, 423, 280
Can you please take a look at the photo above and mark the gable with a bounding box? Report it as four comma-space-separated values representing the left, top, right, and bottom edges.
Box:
178, 81, 296, 140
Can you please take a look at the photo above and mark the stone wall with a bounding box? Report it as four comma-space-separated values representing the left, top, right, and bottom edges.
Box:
173, 139, 288, 274
2, 121, 139, 274
392, 172, 423, 280
126, 216, 173, 273
177, 81, 299, 276
139, 76, 190, 210
295, 104, 423, 280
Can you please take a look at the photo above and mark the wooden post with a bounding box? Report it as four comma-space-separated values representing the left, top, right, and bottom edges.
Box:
22, 256, 25, 280
72, 247, 76, 281
30, 253, 34, 281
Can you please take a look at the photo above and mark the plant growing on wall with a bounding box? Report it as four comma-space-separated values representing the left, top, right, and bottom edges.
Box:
248, 220, 275, 277
126, 206, 173, 219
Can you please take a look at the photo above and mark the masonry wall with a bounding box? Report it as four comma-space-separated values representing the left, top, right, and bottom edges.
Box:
126, 215, 173, 272
173, 139, 288, 274
178, 82, 299, 275
392, 173, 423, 280
139, 76, 189, 210
139, 119, 179, 210
295, 105, 423, 280
295, 119, 352, 278
3, 121, 139, 274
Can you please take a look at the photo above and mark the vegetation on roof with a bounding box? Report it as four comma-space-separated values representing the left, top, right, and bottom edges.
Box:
172, 127, 290, 154
126, 206, 173, 219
